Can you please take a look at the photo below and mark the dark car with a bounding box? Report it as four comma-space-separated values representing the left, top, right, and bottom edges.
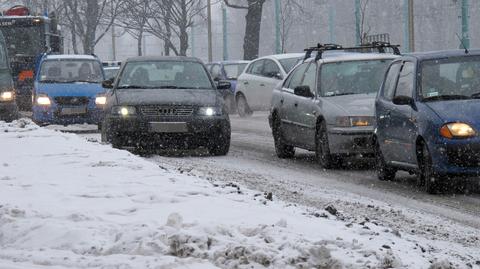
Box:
374, 49, 480, 193
101, 56, 231, 155
0, 31, 18, 122
205, 61, 249, 113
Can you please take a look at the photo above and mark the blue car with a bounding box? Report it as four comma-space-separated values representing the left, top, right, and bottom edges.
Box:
206, 61, 249, 113
374, 49, 480, 193
32, 54, 106, 126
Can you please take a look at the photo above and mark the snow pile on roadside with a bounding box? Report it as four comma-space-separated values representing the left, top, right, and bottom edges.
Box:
0, 119, 477, 268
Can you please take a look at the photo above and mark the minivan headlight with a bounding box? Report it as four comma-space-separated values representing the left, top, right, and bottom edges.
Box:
336, 116, 374, 127
440, 123, 476, 139
199, 107, 221, 116
36, 94, 51, 106
95, 95, 107, 106
112, 106, 136, 116
0, 91, 14, 101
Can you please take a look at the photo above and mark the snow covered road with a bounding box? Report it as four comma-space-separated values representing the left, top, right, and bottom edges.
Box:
1, 117, 479, 268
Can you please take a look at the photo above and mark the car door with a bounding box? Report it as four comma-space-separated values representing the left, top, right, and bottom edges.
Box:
257, 59, 283, 110
376, 61, 402, 162
289, 62, 318, 148
280, 63, 309, 143
389, 61, 417, 165
240, 59, 264, 109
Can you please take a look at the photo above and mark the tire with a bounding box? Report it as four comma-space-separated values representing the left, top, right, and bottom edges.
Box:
225, 95, 237, 114
315, 122, 339, 169
272, 115, 295, 158
418, 142, 443, 194
375, 140, 396, 181
101, 121, 122, 149
236, 94, 252, 118
208, 126, 231, 156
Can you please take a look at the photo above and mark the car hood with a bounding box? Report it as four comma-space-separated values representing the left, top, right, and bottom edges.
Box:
425, 100, 480, 126
36, 82, 105, 97
115, 88, 219, 106
323, 93, 376, 116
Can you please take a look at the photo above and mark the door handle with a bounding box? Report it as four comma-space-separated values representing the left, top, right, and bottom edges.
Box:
294, 103, 298, 107
260, 83, 265, 87
379, 111, 391, 119
243, 81, 249, 85
280, 99, 284, 104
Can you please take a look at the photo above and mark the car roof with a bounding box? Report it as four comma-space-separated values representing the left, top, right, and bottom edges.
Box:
401, 49, 480, 61
208, 60, 250, 65
125, 56, 203, 63
44, 54, 98, 60
303, 52, 398, 64
259, 53, 305, 60
103, 66, 120, 70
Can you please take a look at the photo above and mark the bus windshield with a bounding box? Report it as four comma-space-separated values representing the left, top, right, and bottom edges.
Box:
0, 25, 44, 56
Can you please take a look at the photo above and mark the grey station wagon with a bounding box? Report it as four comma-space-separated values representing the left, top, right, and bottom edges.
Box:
269, 44, 399, 168
101, 56, 232, 155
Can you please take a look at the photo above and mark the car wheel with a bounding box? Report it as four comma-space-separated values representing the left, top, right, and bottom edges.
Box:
236, 94, 252, 118
272, 115, 295, 158
101, 122, 122, 149
315, 122, 339, 169
375, 140, 396, 181
208, 127, 231, 156
419, 143, 443, 194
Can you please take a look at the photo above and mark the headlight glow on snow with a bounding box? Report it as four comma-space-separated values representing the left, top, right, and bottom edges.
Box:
0, 91, 14, 101
440, 123, 476, 139
36, 95, 51, 106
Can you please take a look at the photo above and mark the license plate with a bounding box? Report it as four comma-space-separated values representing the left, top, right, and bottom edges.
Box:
149, 122, 188, 133
61, 106, 87, 115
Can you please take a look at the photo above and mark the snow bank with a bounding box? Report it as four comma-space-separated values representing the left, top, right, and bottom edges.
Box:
0, 119, 478, 268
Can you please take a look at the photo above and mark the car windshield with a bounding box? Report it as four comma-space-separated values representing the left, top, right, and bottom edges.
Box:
117, 61, 213, 89
223, 63, 247, 79
104, 67, 119, 79
279, 57, 302, 73
39, 59, 104, 83
320, 59, 390, 97
420, 56, 480, 100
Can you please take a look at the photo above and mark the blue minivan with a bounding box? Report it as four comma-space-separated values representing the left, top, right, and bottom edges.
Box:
374, 50, 480, 193
32, 54, 106, 126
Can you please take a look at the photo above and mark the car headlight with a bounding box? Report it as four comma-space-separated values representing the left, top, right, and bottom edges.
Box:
0, 91, 14, 101
440, 122, 476, 139
199, 107, 221, 116
95, 95, 107, 106
112, 106, 136, 116
335, 116, 374, 127
36, 94, 51, 106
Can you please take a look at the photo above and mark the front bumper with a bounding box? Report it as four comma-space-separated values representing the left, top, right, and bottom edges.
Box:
328, 126, 374, 155
32, 103, 104, 125
429, 138, 480, 176
0, 101, 18, 120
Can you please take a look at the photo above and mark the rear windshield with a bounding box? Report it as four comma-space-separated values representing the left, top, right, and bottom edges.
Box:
117, 61, 213, 90
320, 59, 390, 97
39, 59, 104, 83
224, 63, 248, 80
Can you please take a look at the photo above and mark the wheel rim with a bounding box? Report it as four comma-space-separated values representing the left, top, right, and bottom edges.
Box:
422, 145, 435, 191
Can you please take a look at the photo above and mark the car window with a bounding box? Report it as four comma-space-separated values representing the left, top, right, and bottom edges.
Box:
262, 59, 281, 78
394, 62, 414, 97
279, 57, 302, 73
247, 60, 264, 76
382, 62, 402, 101
117, 61, 213, 89
302, 63, 317, 91
211, 64, 222, 79
224, 63, 247, 80
319, 59, 390, 97
39, 59, 104, 83
286, 63, 308, 90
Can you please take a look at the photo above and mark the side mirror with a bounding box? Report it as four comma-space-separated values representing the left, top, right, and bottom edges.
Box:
294, 85, 314, 98
392, 95, 414, 106
102, 78, 114, 89
216, 80, 231, 90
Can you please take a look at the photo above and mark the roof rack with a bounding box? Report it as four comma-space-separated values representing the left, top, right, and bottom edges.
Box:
304, 41, 401, 61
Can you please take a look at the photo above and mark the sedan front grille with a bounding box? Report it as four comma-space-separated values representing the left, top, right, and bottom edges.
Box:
139, 106, 194, 117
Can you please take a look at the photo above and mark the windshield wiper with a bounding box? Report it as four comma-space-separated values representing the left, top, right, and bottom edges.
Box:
63, 80, 98, 83
422, 94, 470, 101
39, 79, 62, 83
471, 92, 480, 99
158, 86, 200, 89
116, 85, 146, 89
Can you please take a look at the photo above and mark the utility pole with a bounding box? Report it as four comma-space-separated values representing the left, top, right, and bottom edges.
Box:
111, 24, 116, 60
190, 24, 195, 57
355, 0, 361, 46
403, 0, 414, 52
222, 4, 228, 60
329, 4, 336, 44
207, 0, 213, 62
274, 0, 281, 54
460, 0, 470, 49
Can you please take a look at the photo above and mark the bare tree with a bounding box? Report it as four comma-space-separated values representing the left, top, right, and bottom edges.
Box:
359, 0, 370, 45
116, 0, 151, 56
224, 0, 266, 60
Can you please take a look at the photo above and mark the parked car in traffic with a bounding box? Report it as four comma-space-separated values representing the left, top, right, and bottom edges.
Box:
235, 53, 303, 117
0, 30, 17, 122
206, 60, 249, 113
101, 56, 232, 155
269, 43, 399, 168
32, 54, 106, 126
374, 49, 480, 193
103, 61, 121, 80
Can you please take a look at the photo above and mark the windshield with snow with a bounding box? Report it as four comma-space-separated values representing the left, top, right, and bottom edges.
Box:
117, 61, 213, 89
421, 56, 480, 100
39, 59, 104, 83
223, 63, 247, 79
320, 59, 390, 97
